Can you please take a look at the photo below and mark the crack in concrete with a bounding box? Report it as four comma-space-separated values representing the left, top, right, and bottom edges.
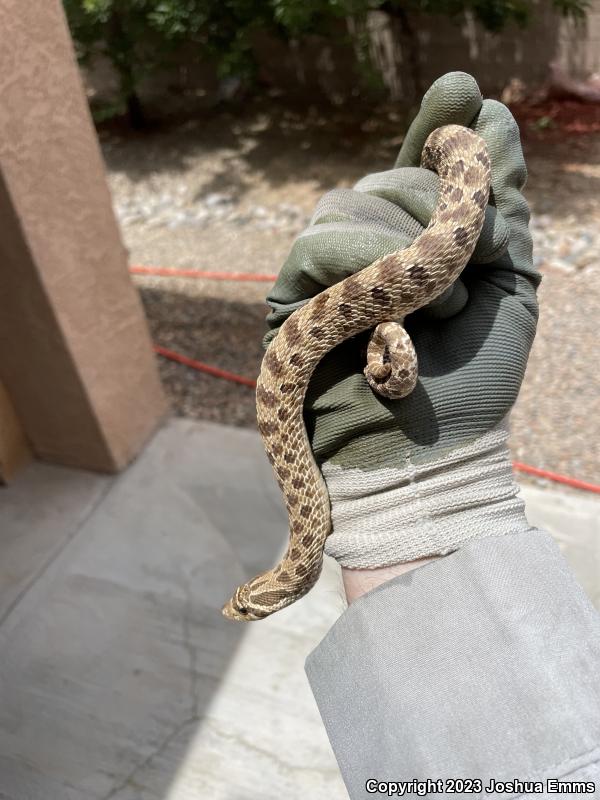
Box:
101, 573, 207, 800
181, 574, 202, 719
0, 477, 114, 630
101, 716, 199, 800
205, 718, 341, 778
101, 573, 205, 800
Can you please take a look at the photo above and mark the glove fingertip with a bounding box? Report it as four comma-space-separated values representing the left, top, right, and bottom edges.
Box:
473, 99, 528, 193
422, 71, 482, 112
395, 71, 483, 168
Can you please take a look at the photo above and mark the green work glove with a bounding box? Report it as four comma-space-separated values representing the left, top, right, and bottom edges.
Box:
263, 72, 540, 568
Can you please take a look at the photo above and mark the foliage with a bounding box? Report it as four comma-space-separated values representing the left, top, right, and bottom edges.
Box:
270, 0, 589, 33
63, 0, 590, 125
64, 0, 270, 125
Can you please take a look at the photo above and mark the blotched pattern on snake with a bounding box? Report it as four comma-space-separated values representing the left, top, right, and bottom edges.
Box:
222, 125, 491, 621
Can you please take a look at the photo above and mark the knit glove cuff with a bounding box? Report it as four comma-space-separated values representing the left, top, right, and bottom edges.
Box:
322, 417, 531, 569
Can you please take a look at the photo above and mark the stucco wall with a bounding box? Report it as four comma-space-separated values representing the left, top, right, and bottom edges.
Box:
0, 0, 168, 472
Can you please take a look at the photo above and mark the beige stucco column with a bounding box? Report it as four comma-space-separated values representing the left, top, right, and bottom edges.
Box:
0, 0, 169, 473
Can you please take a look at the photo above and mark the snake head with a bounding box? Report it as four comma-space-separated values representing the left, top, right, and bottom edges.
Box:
221, 584, 263, 622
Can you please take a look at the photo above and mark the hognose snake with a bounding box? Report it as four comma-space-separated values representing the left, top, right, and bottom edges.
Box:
222, 125, 492, 621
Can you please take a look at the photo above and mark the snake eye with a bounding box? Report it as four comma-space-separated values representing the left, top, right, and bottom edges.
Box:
238, 607, 249, 615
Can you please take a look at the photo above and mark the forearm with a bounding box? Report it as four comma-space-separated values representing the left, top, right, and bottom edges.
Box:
306, 530, 600, 799
342, 557, 441, 604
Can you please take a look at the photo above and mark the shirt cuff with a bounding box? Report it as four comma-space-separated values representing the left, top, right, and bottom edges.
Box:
305, 529, 600, 799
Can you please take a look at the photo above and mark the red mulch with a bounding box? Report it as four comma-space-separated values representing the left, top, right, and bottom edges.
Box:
510, 99, 600, 140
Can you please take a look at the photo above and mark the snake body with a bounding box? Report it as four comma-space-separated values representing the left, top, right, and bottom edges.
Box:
222, 125, 491, 622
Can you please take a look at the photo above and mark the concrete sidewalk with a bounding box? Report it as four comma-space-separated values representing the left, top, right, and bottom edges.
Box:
0, 418, 598, 800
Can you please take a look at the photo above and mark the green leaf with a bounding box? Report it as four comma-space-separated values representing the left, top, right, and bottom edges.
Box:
62, 0, 591, 120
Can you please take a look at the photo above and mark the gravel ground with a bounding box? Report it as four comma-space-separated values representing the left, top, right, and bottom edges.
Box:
101, 104, 600, 485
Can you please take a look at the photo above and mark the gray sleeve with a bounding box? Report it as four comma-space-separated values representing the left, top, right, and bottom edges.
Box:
305, 529, 600, 799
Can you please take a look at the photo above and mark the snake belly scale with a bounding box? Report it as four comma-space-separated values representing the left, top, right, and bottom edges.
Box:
222, 125, 491, 622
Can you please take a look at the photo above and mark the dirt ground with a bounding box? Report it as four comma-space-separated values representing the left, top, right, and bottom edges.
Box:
100, 99, 600, 485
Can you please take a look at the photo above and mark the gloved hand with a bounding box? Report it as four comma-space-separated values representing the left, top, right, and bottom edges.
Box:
263, 72, 540, 569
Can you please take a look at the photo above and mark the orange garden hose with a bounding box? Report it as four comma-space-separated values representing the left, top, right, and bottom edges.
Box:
152, 344, 257, 388
511, 462, 600, 495
132, 265, 600, 495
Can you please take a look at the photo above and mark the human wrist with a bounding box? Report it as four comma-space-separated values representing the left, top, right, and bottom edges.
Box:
342, 557, 442, 603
